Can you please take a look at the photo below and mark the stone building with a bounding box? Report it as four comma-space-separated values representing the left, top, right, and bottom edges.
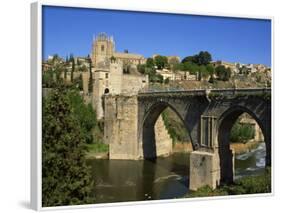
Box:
211, 60, 238, 73
83, 33, 149, 120
88, 61, 148, 120
92, 33, 146, 68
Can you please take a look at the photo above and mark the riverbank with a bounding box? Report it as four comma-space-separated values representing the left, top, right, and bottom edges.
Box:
85, 143, 109, 159
85, 140, 262, 159
230, 140, 262, 155
172, 140, 263, 155
186, 167, 271, 198
173, 141, 193, 153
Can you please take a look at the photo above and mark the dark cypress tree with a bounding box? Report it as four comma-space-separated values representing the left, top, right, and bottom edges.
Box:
42, 87, 94, 207
88, 59, 93, 94
71, 58, 75, 83
64, 68, 67, 80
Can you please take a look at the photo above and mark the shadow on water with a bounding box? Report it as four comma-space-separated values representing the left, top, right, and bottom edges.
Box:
86, 143, 266, 203
86, 153, 190, 203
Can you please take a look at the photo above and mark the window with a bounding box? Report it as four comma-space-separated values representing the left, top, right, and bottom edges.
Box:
104, 88, 109, 94
101, 45, 104, 52
105, 73, 108, 79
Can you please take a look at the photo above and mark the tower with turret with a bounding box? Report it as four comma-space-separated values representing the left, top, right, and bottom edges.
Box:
92, 33, 115, 67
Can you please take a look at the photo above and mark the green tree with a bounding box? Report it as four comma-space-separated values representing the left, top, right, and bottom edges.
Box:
64, 68, 67, 80
181, 56, 195, 64
182, 62, 199, 74
88, 59, 93, 94
199, 65, 209, 80
146, 57, 154, 68
42, 88, 94, 206
154, 55, 168, 69
73, 74, 83, 91
215, 65, 231, 81
196, 51, 212, 65
71, 58, 75, 83
230, 121, 255, 143
164, 77, 170, 84
137, 64, 146, 74
182, 51, 212, 66
206, 64, 215, 75
66, 89, 97, 144
42, 70, 55, 88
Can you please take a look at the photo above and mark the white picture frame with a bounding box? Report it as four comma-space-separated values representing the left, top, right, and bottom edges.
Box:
31, 1, 274, 211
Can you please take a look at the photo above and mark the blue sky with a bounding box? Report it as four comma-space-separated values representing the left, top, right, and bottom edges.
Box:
42, 6, 271, 66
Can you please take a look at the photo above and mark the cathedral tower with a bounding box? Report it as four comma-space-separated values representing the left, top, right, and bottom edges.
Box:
92, 32, 115, 67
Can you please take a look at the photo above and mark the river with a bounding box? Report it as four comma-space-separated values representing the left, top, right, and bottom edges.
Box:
86, 142, 266, 203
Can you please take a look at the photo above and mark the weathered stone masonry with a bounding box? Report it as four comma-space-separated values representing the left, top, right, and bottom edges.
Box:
104, 88, 271, 190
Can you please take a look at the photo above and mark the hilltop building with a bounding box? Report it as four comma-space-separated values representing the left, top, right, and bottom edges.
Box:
92, 32, 146, 68
83, 33, 149, 119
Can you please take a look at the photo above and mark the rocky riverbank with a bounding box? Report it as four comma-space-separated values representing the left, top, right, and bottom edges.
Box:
230, 140, 262, 155
173, 141, 193, 153
172, 140, 263, 155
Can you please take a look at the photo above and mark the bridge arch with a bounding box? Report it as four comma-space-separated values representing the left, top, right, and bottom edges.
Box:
217, 104, 269, 184
141, 100, 192, 159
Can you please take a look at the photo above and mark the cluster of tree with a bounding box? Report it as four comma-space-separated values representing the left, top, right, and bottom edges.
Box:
230, 121, 255, 143
181, 51, 212, 66
43, 53, 94, 92
137, 57, 164, 83
42, 85, 96, 206
178, 52, 232, 81
215, 65, 232, 81
137, 51, 232, 83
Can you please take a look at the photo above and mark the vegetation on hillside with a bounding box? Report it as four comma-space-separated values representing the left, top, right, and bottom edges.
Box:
137, 51, 235, 84
161, 108, 190, 143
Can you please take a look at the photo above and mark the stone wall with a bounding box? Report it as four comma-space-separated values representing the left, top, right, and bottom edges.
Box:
189, 150, 221, 190
104, 95, 139, 159
104, 94, 173, 160
154, 115, 173, 157
82, 72, 89, 95
122, 74, 149, 94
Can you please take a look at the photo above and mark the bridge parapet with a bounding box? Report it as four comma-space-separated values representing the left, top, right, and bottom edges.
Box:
138, 88, 271, 101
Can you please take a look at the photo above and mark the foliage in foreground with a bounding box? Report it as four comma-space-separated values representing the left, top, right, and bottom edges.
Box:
42, 87, 94, 207
187, 168, 271, 198
66, 89, 97, 144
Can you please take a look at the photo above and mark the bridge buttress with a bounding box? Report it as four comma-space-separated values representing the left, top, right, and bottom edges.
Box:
189, 116, 221, 190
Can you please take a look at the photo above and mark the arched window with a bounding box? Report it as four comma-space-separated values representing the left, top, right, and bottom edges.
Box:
101, 45, 105, 52
104, 88, 109, 94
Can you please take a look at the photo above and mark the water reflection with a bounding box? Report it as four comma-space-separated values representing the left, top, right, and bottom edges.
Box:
235, 142, 266, 179
86, 142, 266, 203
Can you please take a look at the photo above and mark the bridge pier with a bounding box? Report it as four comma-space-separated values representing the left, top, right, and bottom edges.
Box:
189, 150, 220, 190
189, 116, 222, 190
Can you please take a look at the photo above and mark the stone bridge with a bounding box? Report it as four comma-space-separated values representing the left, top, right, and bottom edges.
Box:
103, 88, 271, 190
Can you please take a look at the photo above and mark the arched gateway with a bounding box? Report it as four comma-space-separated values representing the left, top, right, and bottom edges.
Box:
103, 88, 271, 190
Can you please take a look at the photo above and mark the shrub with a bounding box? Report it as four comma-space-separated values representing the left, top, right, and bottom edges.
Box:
230, 122, 255, 143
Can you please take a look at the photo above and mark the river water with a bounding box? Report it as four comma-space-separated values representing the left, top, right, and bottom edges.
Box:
86, 142, 266, 203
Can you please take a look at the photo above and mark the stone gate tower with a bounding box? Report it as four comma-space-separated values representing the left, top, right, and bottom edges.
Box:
92, 32, 115, 67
